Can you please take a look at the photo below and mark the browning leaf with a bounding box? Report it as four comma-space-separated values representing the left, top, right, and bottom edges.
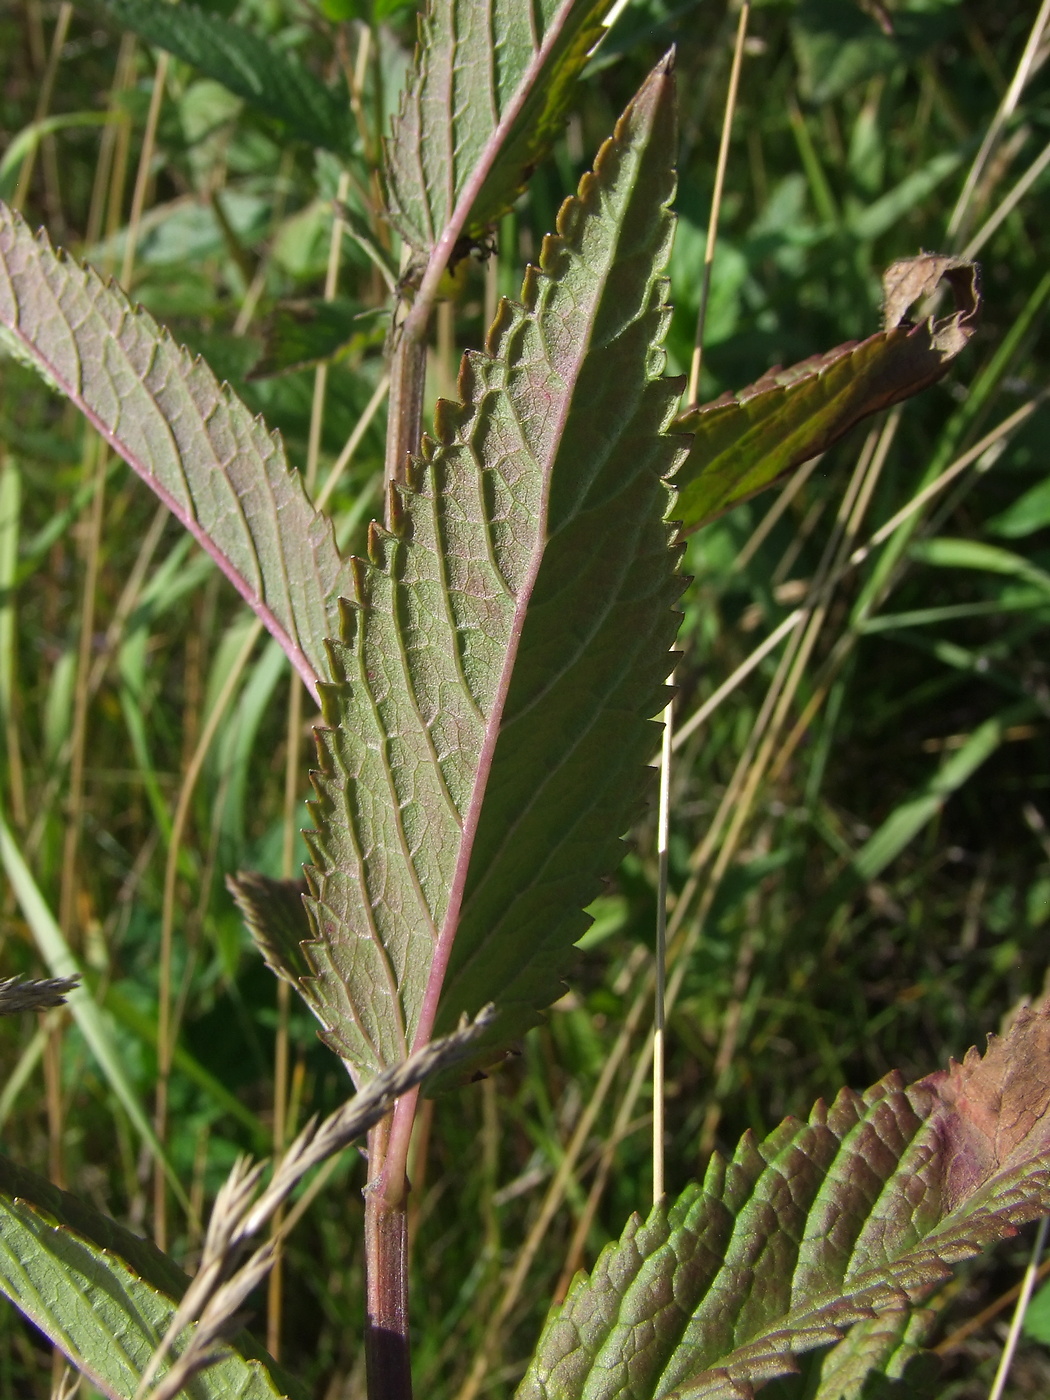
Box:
673, 255, 979, 535
918, 1001, 1050, 1207
517, 1004, 1050, 1400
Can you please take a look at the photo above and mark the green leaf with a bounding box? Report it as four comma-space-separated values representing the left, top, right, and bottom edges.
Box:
909, 536, 1050, 594
804, 701, 1039, 935
248, 296, 379, 380
385, 0, 616, 271
1023, 1278, 1050, 1344
762, 1307, 941, 1400
227, 872, 314, 988
102, 0, 353, 155
846, 152, 963, 243
104, 984, 270, 1152
0, 112, 114, 202
0, 202, 355, 701
299, 58, 684, 1082
517, 1004, 1050, 1400
0, 807, 191, 1213
0, 1153, 307, 1400
673, 256, 979, 536
791, 0, 899, 104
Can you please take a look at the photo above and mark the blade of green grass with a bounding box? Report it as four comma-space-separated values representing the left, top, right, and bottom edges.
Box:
0, 807, 191, 1213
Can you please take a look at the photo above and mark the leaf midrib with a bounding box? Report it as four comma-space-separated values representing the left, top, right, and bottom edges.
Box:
0, 252, 323, 700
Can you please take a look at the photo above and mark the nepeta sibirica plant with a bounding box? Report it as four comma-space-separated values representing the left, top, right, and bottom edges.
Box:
0, 3, 1049, 1399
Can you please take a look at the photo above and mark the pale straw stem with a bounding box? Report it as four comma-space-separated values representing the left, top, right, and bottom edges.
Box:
962, 136, 1050, 262
120, 52, 169, 288
653, 681, 674, 1203
849, 396, 1046, 569
316, 374, 391, 513
988, 1214, 1050, 1400
686, 0, 751, 407
12, 2, 72, 213
947, 0, 1050, 242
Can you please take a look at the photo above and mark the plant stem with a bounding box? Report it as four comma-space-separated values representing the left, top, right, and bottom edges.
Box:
383, 327, 428, 522
365, 1116, 413, 1400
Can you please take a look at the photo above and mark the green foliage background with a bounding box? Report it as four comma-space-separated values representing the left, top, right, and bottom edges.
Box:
1, 0, 1050, 1395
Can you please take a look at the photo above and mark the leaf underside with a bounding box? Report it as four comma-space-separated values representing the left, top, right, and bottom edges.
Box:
674, 255, 980, 535
0, 1154, 306, 1400
228, 871, 314, 988
297, 58, 685, 1085
103, 0, 353, 155
0, 201, 352, 700
517, 1002, 1050, 1400
386, 0, 615, 269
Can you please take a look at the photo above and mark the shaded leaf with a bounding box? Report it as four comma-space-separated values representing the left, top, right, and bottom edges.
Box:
0, 1154, 308, 1400
227, 872, 313, 988
0, 201, 355, 701
517, 1004, 1050, 1400
247, 297, 380, 380
103, 0, 353, 155
760, 1307, 940, 1400
302, 59, 685, 1083
806, 700, 1039, 932
674, 255, 979, 536
846, 152, 962, 243
385, 0, 615, 274
791, 0, 898, 104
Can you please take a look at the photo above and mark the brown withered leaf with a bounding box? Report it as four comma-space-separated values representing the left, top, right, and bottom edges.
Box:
882, 254, 979, 347
917, 1000, 1050, 1209
673, 254, 980, 534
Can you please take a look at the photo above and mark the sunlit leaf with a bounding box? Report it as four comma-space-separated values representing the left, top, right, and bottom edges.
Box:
0, 202, 354, 701
295, 58, 685, 1082
386, 0, 615, 275
0, 1155, 307, 1400
674, 256, 979, 536
518, 1004, 1050, 1399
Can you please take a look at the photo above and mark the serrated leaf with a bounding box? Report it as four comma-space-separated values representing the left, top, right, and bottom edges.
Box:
228, 871, 314, 987
300, 58, 685, 1083
517, 1003, 1050, 1400
0, 1153, 307, 1400
0, 201, 355, 701
674, 255, 979, 536
760, 1306, 939, 1400
103, 0, 353, 155
385, 0, 615, 271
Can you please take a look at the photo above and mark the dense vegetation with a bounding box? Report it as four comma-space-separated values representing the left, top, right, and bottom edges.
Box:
1, 0, 1050, 1395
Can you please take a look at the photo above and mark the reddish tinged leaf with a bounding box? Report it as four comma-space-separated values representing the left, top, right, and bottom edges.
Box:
918, 1001, 1050, 1207
0, 203, 354, 701
674, 255, 980, 535
517, 1003, 1050, 1400
298, 59, 684, 1085
386, 0, 615, 288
